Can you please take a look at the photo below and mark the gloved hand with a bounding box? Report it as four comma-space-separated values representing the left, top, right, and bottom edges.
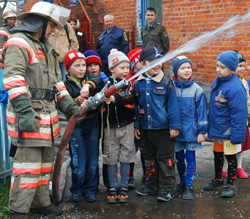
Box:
57, 95, 80, 117
70, 104, 80, 117
18, 107, 41, 132
10, 93, 41, 132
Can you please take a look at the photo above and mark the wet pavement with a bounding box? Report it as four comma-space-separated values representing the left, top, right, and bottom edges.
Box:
29, 117, 250, 219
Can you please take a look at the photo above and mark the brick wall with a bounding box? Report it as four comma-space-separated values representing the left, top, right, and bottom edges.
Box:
20, 0, 250, 86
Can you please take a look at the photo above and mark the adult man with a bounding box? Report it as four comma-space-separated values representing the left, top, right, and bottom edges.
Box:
3, 2, 81, 218
49, 21, 79, 81
141, 7, 170, 55
0, 9, 17, 68
96, 14, 129, 76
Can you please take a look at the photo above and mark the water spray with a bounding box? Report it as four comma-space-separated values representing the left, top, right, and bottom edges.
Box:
128, 10, 250, 82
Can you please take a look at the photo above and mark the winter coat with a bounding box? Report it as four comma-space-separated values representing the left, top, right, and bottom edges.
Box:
173, 77, 208, 142
3, 32, 72, 147
48, 23, 79, 62
103, 77, 134, 128
96, 26, 129, 64
208, 74, 248, 144
134, 71, 181, 130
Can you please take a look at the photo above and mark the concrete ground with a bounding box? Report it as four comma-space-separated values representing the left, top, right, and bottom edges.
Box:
29, 118, 250, 219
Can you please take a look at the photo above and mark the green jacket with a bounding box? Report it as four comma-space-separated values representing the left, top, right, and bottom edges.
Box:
141, 21, 170, 55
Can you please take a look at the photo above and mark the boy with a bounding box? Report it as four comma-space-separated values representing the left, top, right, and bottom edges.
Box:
222, 51, 250, 179
204, 50, 248, 198
64, 50, 104, 203
172, 56, 208, 200
83, 50, 109, 82
134, 46, 181, 202
102, 49, 136, 204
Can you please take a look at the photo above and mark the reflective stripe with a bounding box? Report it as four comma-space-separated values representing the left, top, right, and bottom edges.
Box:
7, 86, 27, 100
8, 130, 52, 140
41, 162, 53, 173
6, 111, 16, 124
10, 176, 50, 189
56, 82, 70, 102
34, 50, 45, 59
13, 162, 42, 175
3, 37, 38, 64
3, 75, 25, 89
39, 113, 58, 125
6, 115, 16, 124
53, 126, 60, 137
0, 30, 10, 39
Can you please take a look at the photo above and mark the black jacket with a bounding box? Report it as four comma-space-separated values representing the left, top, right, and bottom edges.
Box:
103, 78, 135, 128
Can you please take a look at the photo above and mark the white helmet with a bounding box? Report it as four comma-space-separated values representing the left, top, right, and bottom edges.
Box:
3, 11, 17, 20
18, 2, 71, 29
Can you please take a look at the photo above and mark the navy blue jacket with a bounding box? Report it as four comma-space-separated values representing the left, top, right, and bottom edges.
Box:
96, 26, 130, 64
173, 77, 208, 142
133, 71, 182, 130
208, 74, 248, 144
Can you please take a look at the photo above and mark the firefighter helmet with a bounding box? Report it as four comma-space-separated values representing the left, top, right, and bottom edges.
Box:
3, 10, 17, 20
18, 2, 71, 29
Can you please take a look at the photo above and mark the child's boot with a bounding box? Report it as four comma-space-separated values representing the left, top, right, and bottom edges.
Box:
107, 188, 117, 204
182, 186, 193, 200
117, 187, 129, 203
221, 184, 235, 198
204, 178, 224, 191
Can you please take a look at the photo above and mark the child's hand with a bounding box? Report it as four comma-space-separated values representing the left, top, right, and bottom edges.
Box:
80, 99, 88, 109
197, 134, 206, 143
80, 84, 90, 98
103, 95, 115, 104
135, 129, 140, 140
170, 129, 179, 138
75, 96, 87, 105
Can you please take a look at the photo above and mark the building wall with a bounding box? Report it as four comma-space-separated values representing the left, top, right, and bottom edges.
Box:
20, 0, 250, 87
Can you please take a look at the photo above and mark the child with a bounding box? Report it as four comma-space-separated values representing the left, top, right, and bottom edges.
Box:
126, 48, 145, 189
63, 50, 104, 203
102, 49, 136, 204
127, 48, 142, 83
204, 50, 248, 198
83, 50, 109, 82
172, 56, 208, 200
222, 51, 250, 179
83, 49, 110, 190
134, 46, 182, 202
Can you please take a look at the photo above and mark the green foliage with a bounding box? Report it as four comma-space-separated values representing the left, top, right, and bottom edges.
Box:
0, 183, 10, 219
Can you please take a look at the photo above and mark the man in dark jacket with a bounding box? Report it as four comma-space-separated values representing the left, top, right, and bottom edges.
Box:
96, 14, 129, 77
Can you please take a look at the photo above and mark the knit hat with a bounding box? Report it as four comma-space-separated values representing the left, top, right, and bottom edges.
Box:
217, 50, 239, 72
172, 55, 192, 76
83, 50, 102, 67
128, 48, 142, 70
139, 46, 162, 62
234, 50, 246, 63
64, 50, 85, 71
108, 49, 129, 70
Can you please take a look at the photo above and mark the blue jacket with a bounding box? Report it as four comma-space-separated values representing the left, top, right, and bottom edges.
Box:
208, 74, 248, 144
133, 71, 182, 130
173, 77, 208, 142
96, 26, 130, 63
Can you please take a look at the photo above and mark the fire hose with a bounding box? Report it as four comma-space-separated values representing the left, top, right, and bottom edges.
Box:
52, 79, 128, 204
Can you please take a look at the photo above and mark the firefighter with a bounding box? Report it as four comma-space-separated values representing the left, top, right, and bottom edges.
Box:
0, 9, 17, 68
2, 2, 81, 218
